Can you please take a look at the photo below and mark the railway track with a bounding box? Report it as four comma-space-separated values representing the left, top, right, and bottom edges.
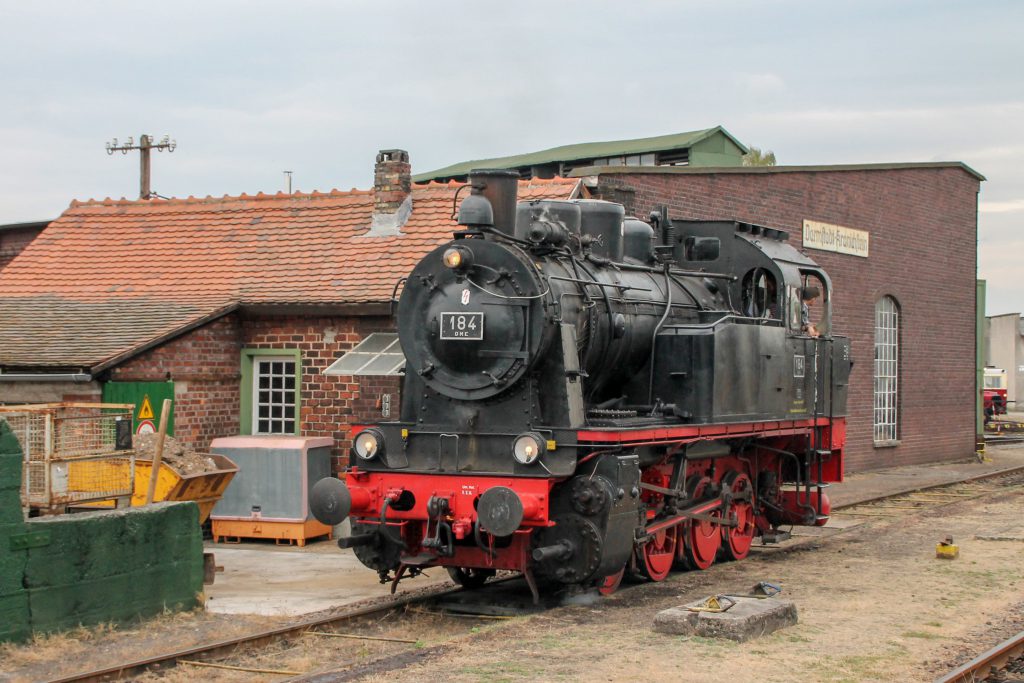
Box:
48, 582, 473, 683
46, 463, 1024, 683
936, 630, 1024, 683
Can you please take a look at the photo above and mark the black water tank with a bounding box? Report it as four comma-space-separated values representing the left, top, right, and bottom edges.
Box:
575, 200, 625, 262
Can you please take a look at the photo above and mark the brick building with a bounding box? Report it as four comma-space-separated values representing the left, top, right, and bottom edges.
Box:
0, 152, 579, 470
575, 163, 984, 471
0, 136, 985, 473
0, 221, 49, 271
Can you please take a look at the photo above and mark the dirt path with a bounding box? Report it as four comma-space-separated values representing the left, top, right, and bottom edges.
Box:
2, 483, 1022, 682
384, 485, 1024, 683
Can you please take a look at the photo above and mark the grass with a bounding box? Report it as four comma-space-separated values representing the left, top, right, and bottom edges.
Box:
678, 635, 740, 649
820, 642, 909, 683
456, 660, 539, 680
0, 622, 115, 666
540, 634, 562, 650
901, 630, 943, 640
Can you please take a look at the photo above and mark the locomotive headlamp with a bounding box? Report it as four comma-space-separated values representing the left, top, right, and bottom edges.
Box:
353, 429, 384, 460
512, 432, 545, 465
442, 246, 473, 271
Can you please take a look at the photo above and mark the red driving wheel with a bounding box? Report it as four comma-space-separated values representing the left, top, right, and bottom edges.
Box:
686, 506, 722, 570
639, 526, 677, 581
597, 567, 626, 596
720, 471, 755, 561
675, 475, 721, 571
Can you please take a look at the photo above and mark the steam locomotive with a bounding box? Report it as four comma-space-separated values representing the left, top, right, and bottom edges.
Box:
311, 170, 851, 600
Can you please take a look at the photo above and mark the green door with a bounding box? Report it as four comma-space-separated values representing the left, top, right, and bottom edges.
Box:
101, 381, 175, 436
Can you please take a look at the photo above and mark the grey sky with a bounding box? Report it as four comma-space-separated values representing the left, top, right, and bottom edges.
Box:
1, 0, 1020, 314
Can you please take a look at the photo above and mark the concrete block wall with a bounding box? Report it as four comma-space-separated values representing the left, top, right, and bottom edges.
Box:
594, 167, 981, 471
0, 419, 204, 642
0, 421, 31, 642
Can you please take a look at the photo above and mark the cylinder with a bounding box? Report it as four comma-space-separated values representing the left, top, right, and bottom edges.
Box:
468, 169, 519, 236
532, 541, 572, 562
575, 200, 625, 261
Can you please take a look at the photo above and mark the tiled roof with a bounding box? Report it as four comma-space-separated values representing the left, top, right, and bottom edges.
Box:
0, 297, 236, 371
0, 178, 579, 372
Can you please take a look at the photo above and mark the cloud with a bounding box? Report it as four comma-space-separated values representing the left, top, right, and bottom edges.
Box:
735, 72, 786, 93
759, 101, 1024, 127
980, 199, 1024, 214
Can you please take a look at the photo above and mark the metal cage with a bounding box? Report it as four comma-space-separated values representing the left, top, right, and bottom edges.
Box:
0, 403, 136, 513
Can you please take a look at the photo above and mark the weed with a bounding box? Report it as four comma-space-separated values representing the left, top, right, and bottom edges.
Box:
901, 630, 942, 640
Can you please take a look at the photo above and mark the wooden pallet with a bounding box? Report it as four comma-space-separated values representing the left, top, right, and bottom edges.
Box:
211, 518, 332, 547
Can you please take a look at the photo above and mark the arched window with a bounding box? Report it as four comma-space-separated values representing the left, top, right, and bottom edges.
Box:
874, 296, 900, 444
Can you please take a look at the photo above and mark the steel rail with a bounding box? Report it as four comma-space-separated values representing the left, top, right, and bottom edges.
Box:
49, 581, 473, 683
935, 629, 1024, 683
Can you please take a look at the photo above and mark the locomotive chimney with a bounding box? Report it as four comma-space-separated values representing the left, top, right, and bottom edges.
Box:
465, 169, 519, 235
367, 149, 412, 236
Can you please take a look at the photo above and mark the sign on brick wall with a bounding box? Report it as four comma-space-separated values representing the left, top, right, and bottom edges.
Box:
802, 219, 870, 258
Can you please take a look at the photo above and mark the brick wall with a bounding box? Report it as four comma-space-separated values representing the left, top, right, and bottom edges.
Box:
107, 312, 400, 471
0, 226, 44, 271
110, 314, 243, 449
0, 380, 102, 405
595, 167, 981, 471
241, 315, 401, 471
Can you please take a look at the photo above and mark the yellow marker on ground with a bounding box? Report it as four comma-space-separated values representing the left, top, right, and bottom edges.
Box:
936, 536, 959, 559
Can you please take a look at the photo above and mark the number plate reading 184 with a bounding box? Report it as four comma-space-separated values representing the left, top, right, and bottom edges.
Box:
440, 312, 484, 340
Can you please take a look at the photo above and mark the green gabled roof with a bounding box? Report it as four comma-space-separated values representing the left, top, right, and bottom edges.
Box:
414, 127, 748, 182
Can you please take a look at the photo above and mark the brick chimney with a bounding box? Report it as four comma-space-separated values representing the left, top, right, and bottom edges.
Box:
367, 149, 412, 236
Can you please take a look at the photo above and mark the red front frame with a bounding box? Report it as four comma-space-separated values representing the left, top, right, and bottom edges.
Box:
345, 468, 555, 527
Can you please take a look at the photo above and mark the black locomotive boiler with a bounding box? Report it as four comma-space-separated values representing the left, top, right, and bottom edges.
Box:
311, 169, 852, 600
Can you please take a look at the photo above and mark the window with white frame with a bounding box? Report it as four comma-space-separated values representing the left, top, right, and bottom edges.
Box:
873, 296, 900, 444
253, 356, 298, 434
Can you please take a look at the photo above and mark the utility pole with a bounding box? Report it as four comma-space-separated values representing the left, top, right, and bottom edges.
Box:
106, 134, 176, 199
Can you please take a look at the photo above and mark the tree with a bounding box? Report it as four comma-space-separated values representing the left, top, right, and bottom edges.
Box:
743, 147, 777, 167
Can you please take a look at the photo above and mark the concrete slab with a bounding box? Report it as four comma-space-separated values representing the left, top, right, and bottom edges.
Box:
654, 596, 798, 642
203, 539, 449, 616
